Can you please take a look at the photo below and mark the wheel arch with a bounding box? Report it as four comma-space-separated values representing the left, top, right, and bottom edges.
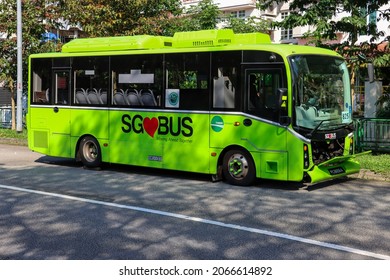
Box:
217, 145, 257, 180
75, 134, 97, 161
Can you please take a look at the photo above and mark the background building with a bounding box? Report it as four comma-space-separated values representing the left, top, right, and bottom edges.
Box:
181, 0, 390, 45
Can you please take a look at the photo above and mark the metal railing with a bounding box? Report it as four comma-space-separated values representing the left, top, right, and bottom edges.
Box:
355, 118, 390, 153
354, 85, 390, 95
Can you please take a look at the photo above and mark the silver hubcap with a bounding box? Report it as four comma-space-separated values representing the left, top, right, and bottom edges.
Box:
83, 141, 98, 162
228, 153, 249, 180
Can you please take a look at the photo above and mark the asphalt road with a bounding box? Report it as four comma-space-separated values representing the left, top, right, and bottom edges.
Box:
0, 144, 389, 260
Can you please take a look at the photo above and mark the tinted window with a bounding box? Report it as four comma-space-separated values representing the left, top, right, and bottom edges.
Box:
246, 69, 283, 122
111, 54, 163, 107
54, 70, 70, 105
165, 52, 210, 110
31, 58, 52, 105
73, 56, 109, 105
243, 50, 284, 63
212, 51, 241, 110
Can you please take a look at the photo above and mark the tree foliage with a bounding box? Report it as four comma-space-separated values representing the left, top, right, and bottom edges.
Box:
258, 3, 390, 81
168, 0, 270, 35
0, 0, 61, 129
258, 0, 390, 115
57, 0, 182, 36
224, 16, 271, 34
184, 0, 220, 30
376, 87, 390, 118
258, 0, 390, 45
163, 0, 220, 35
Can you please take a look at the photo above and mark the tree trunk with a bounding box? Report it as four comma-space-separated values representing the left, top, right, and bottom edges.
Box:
8, 79, 16, 130
350, 64, 355, 113
11, 93, 16, 130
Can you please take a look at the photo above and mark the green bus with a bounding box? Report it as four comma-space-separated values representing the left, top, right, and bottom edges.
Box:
27, 29, 361, 186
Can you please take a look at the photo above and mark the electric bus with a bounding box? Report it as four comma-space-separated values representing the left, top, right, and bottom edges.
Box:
27, 29, 361, 185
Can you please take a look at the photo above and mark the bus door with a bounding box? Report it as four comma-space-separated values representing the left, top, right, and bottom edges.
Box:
243, 67, 288, 180
48, 69, 71, 157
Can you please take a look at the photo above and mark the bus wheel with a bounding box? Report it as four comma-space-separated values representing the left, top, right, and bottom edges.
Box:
78, 136, 102, 168
223, 149, 255, 186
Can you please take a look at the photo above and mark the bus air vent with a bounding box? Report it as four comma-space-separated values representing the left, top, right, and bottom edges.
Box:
33, 130, 48, 149
172, 29, 234, 48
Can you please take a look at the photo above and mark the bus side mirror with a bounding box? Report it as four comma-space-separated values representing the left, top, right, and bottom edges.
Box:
368, 63, 375, 83
277, 88, 291, 126
278, 88, 288, 108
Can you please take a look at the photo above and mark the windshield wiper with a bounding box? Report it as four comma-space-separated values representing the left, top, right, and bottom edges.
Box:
307, 118, 339, 138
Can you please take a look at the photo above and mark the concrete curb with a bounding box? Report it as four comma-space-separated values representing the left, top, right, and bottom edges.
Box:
0, 138, 28, 146
348, 169, 390, 182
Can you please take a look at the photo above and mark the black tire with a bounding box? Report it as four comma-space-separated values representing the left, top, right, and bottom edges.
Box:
78, 136, 102, 168
222, 149, 256, 186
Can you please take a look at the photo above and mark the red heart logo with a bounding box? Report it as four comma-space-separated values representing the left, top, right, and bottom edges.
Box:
143, 117, 159, 138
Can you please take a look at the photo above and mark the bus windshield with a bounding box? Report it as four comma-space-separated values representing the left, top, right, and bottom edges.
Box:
291, 55, 352, 131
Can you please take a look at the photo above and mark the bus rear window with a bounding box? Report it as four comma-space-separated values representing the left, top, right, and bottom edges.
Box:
31, 58, 52, 104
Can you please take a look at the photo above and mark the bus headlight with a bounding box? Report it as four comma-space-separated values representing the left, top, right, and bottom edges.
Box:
349, 137, 354, 155
304, 144, 310, 169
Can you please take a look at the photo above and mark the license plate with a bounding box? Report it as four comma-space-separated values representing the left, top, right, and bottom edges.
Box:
328, 167, 345, 175
325, 133, 336, 139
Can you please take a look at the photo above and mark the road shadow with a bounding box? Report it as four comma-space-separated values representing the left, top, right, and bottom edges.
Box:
34, 155, 308, 192
2, 155, 390, 260
251, 178, 304, 191
35, 155, 212, 184
34, 155, 368, 193
305, 177, 355, 192
36, 155, 81, 167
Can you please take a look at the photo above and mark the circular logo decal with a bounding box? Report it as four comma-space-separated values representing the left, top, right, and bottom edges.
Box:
168, 91, 179, 106
211, 116, 224, 132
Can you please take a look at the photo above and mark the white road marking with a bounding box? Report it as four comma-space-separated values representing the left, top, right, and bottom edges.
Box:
1, 183, 389, 260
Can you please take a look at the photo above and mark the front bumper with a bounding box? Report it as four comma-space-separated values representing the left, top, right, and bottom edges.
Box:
306, 152, 370, 184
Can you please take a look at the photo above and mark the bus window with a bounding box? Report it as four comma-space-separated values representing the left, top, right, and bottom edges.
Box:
243, 50, 284, 63
54, 70, 70, 105
73, 57, 109, 105
246, 69, 282, 122
53, 57, 71, 68
31, 58, 52, 104
165, 52, 210, 110
290, 55, 352, 130
111, 54, 163, 107
212, 51, 241, 110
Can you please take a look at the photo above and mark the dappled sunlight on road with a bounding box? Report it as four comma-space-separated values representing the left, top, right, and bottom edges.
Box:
1, 146, 390, 260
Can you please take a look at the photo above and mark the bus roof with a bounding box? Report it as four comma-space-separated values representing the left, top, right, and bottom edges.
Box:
34, 29, 340, 59
61, 29, 273, 53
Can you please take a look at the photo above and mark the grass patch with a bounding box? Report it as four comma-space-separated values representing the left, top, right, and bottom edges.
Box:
0, 128, 28, 145
357, 153, 390, 177
0, 128, 27, 139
